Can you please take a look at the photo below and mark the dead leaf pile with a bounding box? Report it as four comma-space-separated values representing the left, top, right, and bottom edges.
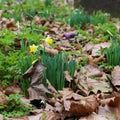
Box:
1, 1, 120, 120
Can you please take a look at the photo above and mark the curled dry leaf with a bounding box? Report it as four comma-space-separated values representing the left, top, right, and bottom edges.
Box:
91, 42, 111, 57
83, 42, 111, 56
45, 47, 58, 56
88, 55, 105, 64
58, 40, 72, 48
35, 17, 46, 25
28, 114, 42, 120
55, 101, 64, 113
4, 86, 22, 95
98, 96, 120, 120
30, 105, 61, 120
75, 71, 111, 95
23, 59, 51, 100
0, 114, 3, 120
8, 117, 28, 120
6, 18, 16, 29
46, 79, 58, 94
74, 72, 89, 96
59, 88, 98, 117
83, 42, 94, 54
81, 64, 103, 77
112, 66, 120, 86
64, 71, 73, 82
79, 112, 113, 120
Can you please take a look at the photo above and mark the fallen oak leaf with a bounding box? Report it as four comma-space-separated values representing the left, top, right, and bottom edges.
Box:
79, 112, 114, 120
98, 96, 120, 120
46, 79, 58, 94
64, 71, 73, 82
45, 47, 58, 56
112, 66, 120, 86
6, 18, 16, 29
7, 117, 28, 120
0, 114, 3, 120
23, 59, 52, 100
4, 85, 22, 96
59, 88, 98, 117
81, 64, 103, 78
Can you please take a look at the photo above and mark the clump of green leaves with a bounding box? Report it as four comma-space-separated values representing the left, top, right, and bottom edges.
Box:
0, 29, 16, 47
105, 37, 120, 66
42, 53, 77, 90
19, 54, 32, 97
94, 23, 117, 37
0, 51, 20, 88
70, 9, 90, 28
18, 40, 33, 97
91, 22, 117, 43
90, 11, 110, 25
44, 0, 52, 6
70, 9, 110, 28
0, 94, 35, 118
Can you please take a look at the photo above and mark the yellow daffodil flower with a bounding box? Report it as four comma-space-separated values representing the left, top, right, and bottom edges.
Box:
30, 44, 38, 53
45, 36, 53, 45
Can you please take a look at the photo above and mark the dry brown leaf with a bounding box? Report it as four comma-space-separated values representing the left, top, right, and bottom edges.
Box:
8, 116, 28, 120
44, 111, 61, 120
4, 86, 22, 95
35, 17, 46, 25
0, 114, 3, 120
98, 96, 120, 120
74, 72, 89, 96
81, 64, 103, 77
49, 27, 58, 34
46, 47, 58, 55
23, 59, 51, 100
88, 55, 105, 64
57, 40, 73, 48
112, 66, 120, 86
30, 108, 61, 120
87, 78, 111, 94
55, 101, 64, 113
6, 19, 16, 29
91, 42, 111, 57
79, 112, 114, 120
75, 70, 111, 95
28, 114, 42, 120
46, 79, 58, 94
28, 84, 51, 100
83, 42, 94, 53
59, 88, 98, 117
64, 71, 73, 82
83, 42, 110, 56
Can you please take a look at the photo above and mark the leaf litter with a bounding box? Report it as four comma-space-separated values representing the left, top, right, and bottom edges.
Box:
0, 1, 120, 120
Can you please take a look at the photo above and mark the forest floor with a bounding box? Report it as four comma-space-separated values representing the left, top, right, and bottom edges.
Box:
0, 0, 120, 120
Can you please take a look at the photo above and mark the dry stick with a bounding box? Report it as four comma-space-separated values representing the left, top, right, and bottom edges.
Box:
107, 75, 118, 92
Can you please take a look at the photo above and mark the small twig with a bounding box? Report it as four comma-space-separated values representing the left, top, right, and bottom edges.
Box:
107, 75, 118, 92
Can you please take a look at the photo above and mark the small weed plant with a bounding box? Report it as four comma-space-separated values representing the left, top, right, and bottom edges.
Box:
0, 94, 35, 118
